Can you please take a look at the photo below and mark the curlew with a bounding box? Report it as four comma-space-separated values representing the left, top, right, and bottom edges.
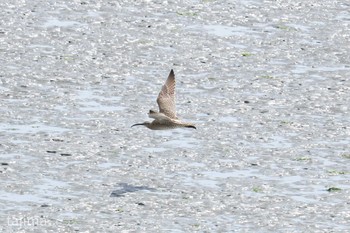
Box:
131, 69, 196, 130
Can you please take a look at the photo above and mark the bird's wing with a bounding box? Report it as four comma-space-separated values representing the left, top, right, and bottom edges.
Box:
156, 69, 177, 119
148, 110, 172, 122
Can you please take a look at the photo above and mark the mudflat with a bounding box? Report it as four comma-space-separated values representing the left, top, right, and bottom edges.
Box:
1, 0, 349, 232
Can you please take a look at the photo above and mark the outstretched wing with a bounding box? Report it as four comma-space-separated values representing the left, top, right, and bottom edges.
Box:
156, 69, 177, 119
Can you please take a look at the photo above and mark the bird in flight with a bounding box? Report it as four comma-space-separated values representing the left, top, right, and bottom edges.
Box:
131, 69, 196, 130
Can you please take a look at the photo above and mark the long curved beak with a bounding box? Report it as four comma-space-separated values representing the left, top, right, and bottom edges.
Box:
131, 123, 145, 127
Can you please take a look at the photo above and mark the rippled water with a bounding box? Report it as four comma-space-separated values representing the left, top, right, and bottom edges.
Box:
1, 0, 349, 232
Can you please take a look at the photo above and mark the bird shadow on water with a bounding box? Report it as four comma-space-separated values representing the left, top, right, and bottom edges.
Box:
110, 183, 156, 197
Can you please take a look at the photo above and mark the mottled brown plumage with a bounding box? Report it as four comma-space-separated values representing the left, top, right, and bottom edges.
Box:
132, 69, 196, 130
157, 69, 177, 119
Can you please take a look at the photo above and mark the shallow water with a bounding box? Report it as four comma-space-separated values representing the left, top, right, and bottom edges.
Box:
1, 0, 350, 232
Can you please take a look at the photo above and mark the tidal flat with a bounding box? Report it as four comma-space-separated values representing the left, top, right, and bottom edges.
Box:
1, 0, 349, 232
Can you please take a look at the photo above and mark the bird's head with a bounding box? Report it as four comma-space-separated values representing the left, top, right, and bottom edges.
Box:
148, 109, 158, 115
